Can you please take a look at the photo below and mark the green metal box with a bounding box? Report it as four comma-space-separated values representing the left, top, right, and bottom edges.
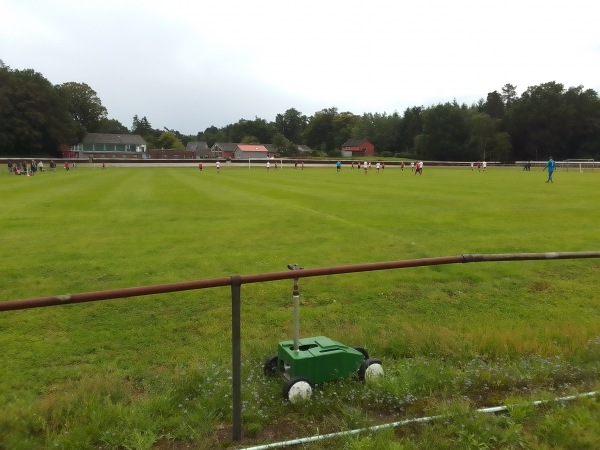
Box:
277, 335, 364, 384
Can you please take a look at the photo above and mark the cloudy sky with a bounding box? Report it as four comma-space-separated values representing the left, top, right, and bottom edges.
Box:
2, 0, 599, 135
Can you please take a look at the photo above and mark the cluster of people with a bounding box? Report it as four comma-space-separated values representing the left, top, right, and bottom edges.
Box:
7, 160, 43, 175
470, 161, 487, 171
412, 161, 424, 175
8, 161, 27, 175
5, 160, 72, 175
7, 160, 60, 175
348, 161, 387, 174
349, 159, 424, 174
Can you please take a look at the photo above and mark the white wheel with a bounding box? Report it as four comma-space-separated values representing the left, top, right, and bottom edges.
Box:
283, 377, 313, 403
364, 362, 384, 380
358, 358, 384, 382
288, 381, 312, 403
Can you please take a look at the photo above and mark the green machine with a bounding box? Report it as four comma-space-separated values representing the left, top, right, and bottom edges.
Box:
263, 264, 384, 403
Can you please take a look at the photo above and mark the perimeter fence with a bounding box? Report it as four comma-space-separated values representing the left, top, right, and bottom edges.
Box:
2, 251, 600, 441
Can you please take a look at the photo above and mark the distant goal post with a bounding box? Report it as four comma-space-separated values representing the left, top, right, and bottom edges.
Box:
564, 159, 595, 172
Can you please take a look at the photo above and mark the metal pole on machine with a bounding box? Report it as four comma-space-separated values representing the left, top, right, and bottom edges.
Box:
288, 263, 302, 352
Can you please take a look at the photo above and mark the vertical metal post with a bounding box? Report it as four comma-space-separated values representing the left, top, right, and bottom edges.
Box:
287, 264, 302, 352
230, 275, 242, 441
292, 277, 300, 352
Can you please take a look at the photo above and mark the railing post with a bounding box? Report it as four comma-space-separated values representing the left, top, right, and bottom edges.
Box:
230, 275, 242, 441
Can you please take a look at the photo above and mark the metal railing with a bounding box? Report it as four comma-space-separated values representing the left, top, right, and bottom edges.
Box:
2, 251, 600, 441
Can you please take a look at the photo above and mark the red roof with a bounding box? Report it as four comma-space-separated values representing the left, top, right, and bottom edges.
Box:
237, 144, 268, 153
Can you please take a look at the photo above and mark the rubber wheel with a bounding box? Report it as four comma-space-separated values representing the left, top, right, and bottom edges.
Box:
263, 354, 281, 376
357, 358, 384, 382
352, 346, 369, 360
283, 377, 313, 403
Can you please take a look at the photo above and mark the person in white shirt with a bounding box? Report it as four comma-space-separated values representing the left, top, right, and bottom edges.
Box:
415, 161, 423, 175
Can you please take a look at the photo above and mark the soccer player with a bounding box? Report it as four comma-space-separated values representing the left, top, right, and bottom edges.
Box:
543, 156, 556, 183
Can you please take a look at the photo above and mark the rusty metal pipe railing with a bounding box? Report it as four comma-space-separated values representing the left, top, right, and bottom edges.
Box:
2, 250, 600, 442
0, 277, 232, 311
4, 252, 599, 312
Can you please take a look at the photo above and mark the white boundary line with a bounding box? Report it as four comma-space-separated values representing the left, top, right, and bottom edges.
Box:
241, 391, 598, 450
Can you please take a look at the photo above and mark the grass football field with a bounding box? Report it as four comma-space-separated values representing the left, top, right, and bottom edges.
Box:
1, 164, 600, 449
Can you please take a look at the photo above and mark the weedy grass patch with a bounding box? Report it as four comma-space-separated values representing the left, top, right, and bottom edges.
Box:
1, 165, 600, 448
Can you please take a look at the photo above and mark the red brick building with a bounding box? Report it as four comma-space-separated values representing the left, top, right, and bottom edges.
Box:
340, 139, 375, 157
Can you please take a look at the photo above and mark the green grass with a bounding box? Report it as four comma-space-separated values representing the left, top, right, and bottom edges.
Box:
1, 164, 600, 449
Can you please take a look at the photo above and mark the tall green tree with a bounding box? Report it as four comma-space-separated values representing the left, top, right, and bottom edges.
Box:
197, 126, 226, 147
303, 107, 338, 151
55, 82, 107, 133
227, 117, 277, 144
132, 115, 153, 137
397, 107, 424, 155
0, 66, 78, 156
332, 111, 358, 154
501, 83, 518, 107
419, 102, 470, 160
488, 131, 512, 162
481, 91, 505, 119
271, 133, 297, 156
467, 112, 497, 159
274, 108, 307, 144
96, 118, 129, 134
240, 135, 260, 144
506, 81, 571, 159
563, 86, 600, 158
156, 131, 185, 150
352, 112, 401, 156
302, 107, 358, 155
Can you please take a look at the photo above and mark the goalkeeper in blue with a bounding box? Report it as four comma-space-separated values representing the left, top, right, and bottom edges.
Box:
543, 156, 556, 183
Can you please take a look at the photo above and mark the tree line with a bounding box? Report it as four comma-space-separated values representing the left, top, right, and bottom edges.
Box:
2, 60, 599, 161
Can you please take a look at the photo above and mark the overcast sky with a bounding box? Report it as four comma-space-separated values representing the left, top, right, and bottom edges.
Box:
2, 0, 599, 135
